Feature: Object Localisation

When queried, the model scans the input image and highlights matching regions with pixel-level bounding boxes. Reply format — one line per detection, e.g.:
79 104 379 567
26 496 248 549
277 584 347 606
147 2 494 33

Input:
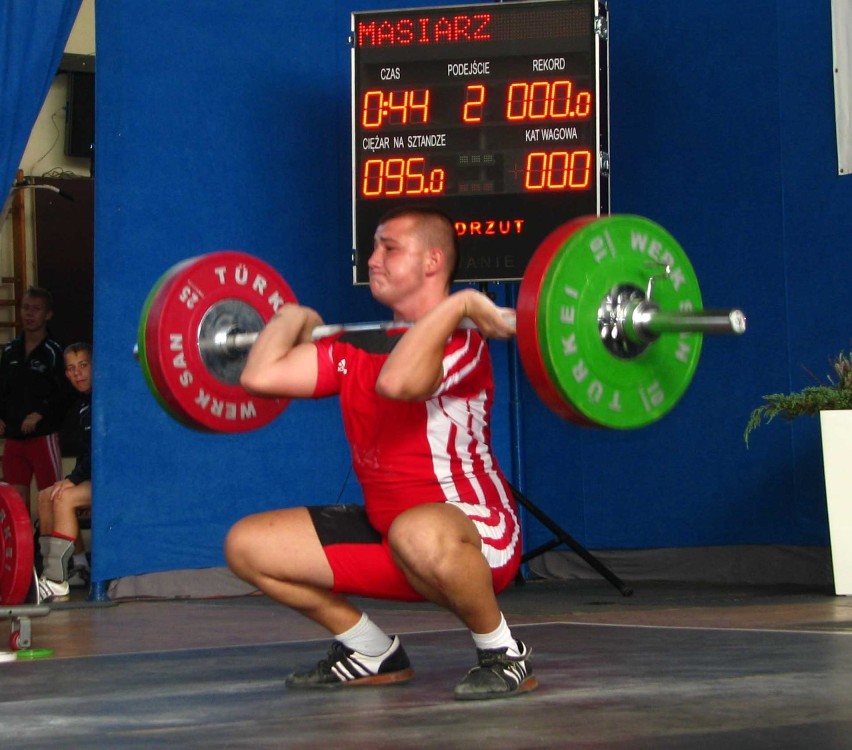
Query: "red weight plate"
138 259 200 427
517 216 600 426
140 257 233 428
139 251 298 432
0 483 34 605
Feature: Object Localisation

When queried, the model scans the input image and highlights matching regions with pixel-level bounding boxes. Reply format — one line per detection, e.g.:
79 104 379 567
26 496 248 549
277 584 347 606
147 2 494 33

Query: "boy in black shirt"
36 342 92 601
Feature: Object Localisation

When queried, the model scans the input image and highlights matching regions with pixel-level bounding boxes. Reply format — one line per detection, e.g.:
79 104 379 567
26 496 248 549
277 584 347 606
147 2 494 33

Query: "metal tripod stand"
509 482 633 596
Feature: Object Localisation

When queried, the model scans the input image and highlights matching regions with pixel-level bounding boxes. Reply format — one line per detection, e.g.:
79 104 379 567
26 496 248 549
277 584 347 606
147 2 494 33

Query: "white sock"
72 553 89 569
471 614 520 656
336 613 393 657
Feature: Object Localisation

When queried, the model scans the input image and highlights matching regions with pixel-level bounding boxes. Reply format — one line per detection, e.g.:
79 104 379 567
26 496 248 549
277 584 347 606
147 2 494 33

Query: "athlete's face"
20 295 52 334
368 216 432 311
65 351 92 393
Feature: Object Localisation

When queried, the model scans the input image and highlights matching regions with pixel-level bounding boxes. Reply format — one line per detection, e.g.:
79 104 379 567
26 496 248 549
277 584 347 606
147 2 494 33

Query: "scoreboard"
351 0 609 282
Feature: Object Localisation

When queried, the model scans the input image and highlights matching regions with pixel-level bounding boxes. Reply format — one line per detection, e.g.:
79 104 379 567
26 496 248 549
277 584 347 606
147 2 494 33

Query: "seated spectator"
36 342 92 601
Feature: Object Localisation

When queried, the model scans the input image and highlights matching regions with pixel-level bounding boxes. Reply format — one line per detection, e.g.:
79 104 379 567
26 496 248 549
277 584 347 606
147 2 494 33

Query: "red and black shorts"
308 502 521 602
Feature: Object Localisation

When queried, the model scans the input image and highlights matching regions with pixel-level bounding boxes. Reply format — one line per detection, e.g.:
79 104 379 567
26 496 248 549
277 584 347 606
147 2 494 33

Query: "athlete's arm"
240 304 323 398
376 289 514 401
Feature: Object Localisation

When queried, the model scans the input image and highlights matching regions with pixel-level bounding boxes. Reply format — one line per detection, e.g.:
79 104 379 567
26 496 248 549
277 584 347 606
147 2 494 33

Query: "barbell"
134 214 746 432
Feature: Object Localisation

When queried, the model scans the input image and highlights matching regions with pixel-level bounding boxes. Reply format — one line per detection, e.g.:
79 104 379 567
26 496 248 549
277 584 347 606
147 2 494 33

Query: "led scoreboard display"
351 0 609 282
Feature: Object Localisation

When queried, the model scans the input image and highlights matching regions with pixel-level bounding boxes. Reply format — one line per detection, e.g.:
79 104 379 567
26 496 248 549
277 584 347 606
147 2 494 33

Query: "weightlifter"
225 205 538 700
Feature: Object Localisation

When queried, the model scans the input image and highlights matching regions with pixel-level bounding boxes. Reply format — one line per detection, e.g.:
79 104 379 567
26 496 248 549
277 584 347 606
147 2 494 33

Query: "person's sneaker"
454 640 538 700
67 563 91 588
285 635 414 688
37 576 70 603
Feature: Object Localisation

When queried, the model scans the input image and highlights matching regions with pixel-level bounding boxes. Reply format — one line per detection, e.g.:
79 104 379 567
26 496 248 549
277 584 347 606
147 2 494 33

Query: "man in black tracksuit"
0 287 73 509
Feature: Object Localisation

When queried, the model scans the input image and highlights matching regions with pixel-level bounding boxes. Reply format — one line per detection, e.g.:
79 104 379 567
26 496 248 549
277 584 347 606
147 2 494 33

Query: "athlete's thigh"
227 506 334 587
308 504 424 602
447 500 521 592
390 501 521 594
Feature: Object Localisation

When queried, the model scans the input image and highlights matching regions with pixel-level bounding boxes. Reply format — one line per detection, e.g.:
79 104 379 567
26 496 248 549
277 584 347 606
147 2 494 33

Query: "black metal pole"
510 482 633 597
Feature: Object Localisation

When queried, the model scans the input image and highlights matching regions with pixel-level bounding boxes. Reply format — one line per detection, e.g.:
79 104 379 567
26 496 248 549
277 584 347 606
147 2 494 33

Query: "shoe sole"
38 587 70 603
286 667 415 689
454 674 539 701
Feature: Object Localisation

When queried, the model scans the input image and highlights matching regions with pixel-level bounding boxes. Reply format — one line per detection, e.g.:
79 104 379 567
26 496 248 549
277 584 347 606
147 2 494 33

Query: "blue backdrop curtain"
0 0 82 195
92 1 851 589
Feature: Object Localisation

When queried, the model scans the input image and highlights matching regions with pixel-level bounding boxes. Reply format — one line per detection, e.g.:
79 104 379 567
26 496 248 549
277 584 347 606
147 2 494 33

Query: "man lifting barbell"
131 209 745 698
224 205 538 700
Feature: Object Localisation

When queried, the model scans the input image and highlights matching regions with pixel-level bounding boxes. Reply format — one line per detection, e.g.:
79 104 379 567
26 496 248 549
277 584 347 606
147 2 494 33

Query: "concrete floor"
2 579 852 748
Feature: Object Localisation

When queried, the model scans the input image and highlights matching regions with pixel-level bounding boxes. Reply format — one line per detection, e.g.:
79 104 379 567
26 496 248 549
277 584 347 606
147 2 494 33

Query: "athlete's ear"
424 246 443 277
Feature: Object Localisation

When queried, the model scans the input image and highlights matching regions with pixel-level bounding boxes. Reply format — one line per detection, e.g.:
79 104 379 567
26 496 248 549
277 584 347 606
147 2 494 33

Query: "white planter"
820 409 852 595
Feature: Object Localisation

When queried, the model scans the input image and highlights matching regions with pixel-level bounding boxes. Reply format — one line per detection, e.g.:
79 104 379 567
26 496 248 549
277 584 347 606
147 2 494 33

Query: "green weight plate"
536 215 703 429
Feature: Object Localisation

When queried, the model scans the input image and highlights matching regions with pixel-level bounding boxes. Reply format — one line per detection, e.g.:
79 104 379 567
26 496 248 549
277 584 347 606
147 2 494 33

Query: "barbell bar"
134 300 744 358
207 316 500 357
198 304 744 361
134 215 747 432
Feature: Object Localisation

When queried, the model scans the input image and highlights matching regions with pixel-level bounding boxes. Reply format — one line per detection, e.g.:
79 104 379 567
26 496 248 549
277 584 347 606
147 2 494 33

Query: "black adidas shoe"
285 635 414 689
454 640 538 701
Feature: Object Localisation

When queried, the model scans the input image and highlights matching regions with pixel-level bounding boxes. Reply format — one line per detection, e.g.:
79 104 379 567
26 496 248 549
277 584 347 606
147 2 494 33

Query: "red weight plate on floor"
0 483 34 605
138 251 298 432
517 216 600 426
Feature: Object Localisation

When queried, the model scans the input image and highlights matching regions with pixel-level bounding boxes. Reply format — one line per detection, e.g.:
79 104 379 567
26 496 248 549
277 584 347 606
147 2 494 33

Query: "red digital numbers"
362 89 430 128
362 157 446 197
361 81 592 129
524 150 592 191
462 84 486 123
506 80 592 121
358 80 596 197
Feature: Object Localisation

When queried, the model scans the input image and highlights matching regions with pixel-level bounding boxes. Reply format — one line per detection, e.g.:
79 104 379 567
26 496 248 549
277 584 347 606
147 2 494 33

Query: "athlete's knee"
53 485 85 512
226 514 272 575
389 512 465 581
224 518 254 575
389 512 438 556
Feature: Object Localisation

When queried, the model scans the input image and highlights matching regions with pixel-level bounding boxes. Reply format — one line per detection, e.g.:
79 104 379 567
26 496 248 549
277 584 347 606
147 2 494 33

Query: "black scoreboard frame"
350 0 609 283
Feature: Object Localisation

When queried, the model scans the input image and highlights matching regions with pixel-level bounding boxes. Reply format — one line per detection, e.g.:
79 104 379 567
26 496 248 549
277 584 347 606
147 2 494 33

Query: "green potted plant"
743 349 852 446
744 349 852 596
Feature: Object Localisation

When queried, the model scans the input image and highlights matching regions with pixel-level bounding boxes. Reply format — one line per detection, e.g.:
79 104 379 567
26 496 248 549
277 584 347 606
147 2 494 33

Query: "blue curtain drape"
0 0 82 196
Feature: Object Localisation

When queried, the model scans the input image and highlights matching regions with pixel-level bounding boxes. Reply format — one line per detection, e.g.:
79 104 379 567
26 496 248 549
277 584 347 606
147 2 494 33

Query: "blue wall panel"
93 0 852 582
